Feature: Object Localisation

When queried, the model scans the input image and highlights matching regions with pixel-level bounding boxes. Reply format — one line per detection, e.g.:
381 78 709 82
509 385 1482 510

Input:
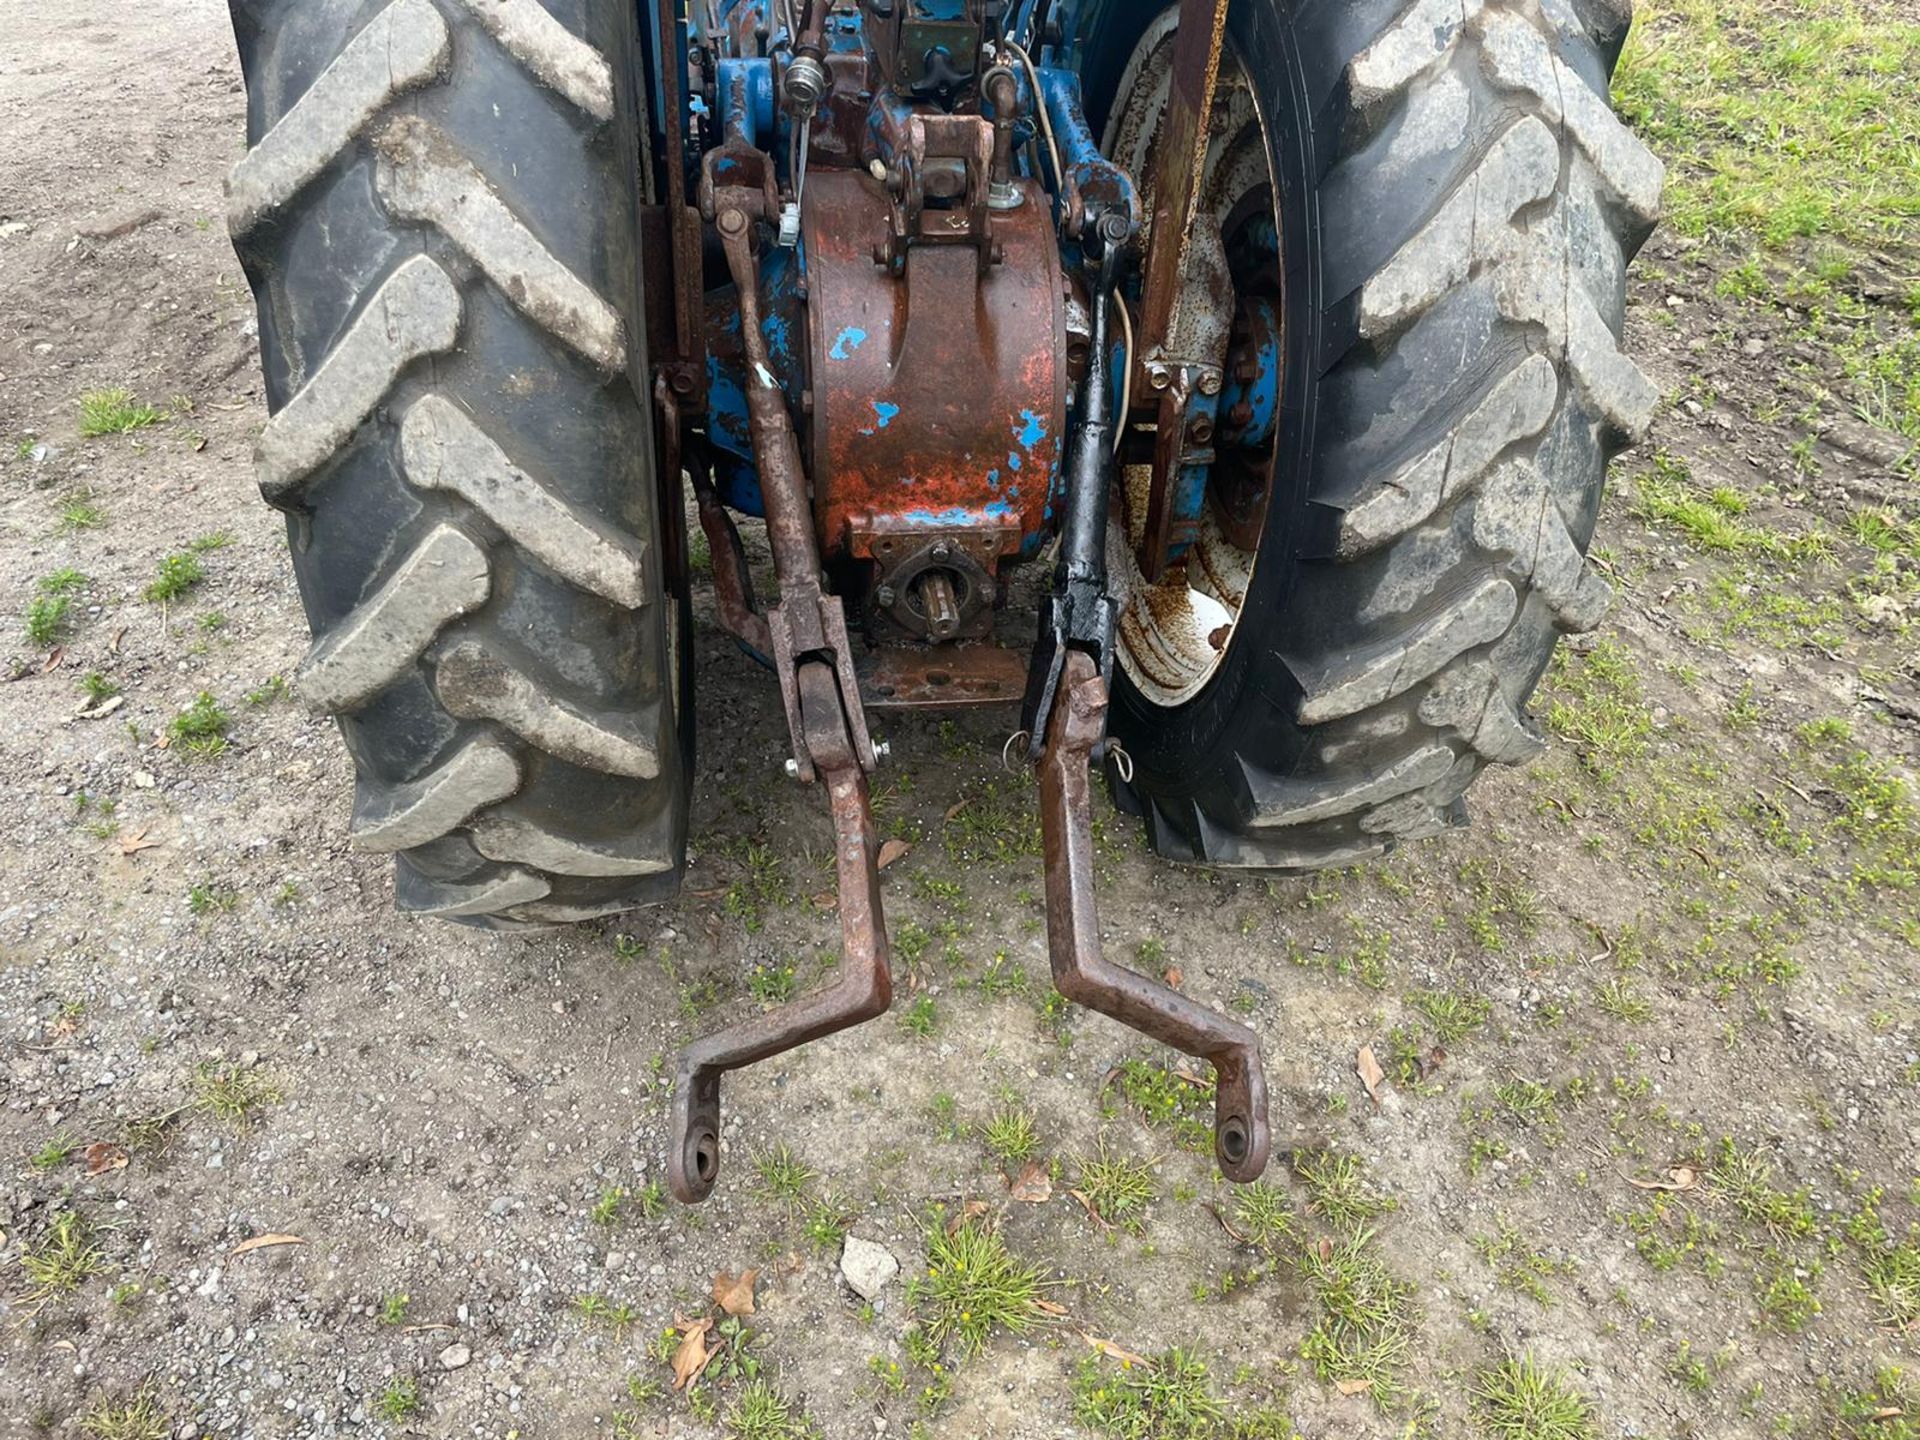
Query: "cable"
1113 295 1134 455
1001 39 1063 193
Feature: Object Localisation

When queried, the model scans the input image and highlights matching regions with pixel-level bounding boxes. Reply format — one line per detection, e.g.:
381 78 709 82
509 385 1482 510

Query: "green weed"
79 388 162 438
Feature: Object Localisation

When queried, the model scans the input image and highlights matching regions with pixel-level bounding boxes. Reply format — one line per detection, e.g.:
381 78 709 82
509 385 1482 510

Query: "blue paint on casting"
1015 409 1046 449
829 326 868 360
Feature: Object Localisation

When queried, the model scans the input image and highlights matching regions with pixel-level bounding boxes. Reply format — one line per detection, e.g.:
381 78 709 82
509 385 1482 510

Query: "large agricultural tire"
1081 0 1662 867
224 0 691 927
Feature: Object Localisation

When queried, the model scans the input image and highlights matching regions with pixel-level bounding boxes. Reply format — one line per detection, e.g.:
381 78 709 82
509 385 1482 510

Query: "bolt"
874 741 891 761
875 584 897 608
784 757 802 779
1187 414 1215 445
930 542 952 562
1198 369 1223 396
717 208 748 237
1148 365 1171 391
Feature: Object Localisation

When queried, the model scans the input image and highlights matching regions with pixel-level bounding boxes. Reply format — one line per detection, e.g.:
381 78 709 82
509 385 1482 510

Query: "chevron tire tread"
225 0 688 926
1100 0 1660 870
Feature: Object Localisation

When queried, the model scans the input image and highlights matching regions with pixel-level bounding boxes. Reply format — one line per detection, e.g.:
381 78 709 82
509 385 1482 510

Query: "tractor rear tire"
1084 0 1661 868
224 0 690 927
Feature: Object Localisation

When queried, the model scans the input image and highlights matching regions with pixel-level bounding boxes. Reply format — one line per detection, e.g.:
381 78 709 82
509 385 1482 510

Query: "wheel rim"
1102 8 1282 710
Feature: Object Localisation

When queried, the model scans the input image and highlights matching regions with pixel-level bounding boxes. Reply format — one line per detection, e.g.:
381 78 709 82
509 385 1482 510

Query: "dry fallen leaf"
84 1142 128 1175
877 837 913 871
117 829 161 857
230 1233 306 1257
1356 1044 1386 1104
944 799 970 822
1008 1160 1053 1204
1626 1165 1699 1193
1033 1297 1069 1317
1335 1376 1373 1397
109 625 127 654
712 1267 759 1318
1163 965 1184 988
1202 1202 1249 1244
1084 1334 1151 1368
945 1199 990 1236
77 695 126 721
670 1314 713 1390
41 647 65 673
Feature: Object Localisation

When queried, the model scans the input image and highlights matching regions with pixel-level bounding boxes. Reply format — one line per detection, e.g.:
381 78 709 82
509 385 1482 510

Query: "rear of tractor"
223 0 1660 1200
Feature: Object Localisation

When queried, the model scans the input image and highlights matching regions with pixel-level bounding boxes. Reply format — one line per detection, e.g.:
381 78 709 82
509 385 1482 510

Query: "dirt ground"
3 2 1918 1438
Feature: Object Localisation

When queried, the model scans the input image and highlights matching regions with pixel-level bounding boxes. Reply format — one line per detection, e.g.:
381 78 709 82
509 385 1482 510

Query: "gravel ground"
2 3 1918 1439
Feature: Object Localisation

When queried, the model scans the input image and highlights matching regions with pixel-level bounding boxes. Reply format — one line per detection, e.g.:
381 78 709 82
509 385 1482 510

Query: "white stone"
839 1235 899 1301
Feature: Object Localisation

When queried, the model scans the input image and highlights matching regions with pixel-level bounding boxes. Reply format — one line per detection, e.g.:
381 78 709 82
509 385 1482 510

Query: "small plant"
1076 1145 1157 1232
910 1211 1045 1355
1470 1355 1598 1440
1295 1150 1396 1228
59 494 106 531
375 1377 421 1421
187 881 240 916
574 1292 640 1337
79 671 120 705
635 1179 668 1219
31 1131 77 1170
168 691 231 758
756 1144 816 1207
900 993 938 1036
1230 1178 1295 1253
192 1060 282 1125
1298 1228 1415 1407
80 1384 169 1440
380 1293 411 1326
724 1380 818 1440
144 551 205 604
23 1211 105 1296
748 962 798 1004
79 388 162 438
26 594 70 646
245 675 290 707
982 1104 1040 1164
198 610 228 633
591 1185 628 1226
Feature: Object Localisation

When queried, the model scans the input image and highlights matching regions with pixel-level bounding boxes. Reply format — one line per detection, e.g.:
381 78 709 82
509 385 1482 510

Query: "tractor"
222 0 1660 1200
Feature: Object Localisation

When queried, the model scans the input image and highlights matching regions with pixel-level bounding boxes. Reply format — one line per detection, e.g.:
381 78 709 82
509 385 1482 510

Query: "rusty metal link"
1037 650 1271 1182
668 662 893 1202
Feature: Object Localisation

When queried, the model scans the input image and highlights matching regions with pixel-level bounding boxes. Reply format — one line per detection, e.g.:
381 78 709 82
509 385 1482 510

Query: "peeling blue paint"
1015 408 1046 449
873 400 899 428
829 326 868 360
1007 451 1022 473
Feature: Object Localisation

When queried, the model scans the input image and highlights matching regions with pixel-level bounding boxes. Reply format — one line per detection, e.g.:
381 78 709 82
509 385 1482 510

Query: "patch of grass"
1073 1348 1289 1440
80 1385 169 1440
1544 637 1654 781
982 1104 1040 1164
187 881 239 916
168 691 231 759
1294 1151 1396 1229
1229 1179 1295 1255
1708 1139 1817 1240
79 671 120 705
1297 1228 1415 1408
1113 1058 1215 1153
59 493 106 532
574 1293 639 1336
1470 1355 1598 1440
380 1292 410 1325
1596 977 1652 1023
22 1211 106 1296
899 993 938 1036
1863 1241 1920 1330
724 1380 818 1440
910 1211 1046 1355
79 388 163 438
245 675 290 707
1473 1219 1572 1305
1076 1145 1157 1232
591 1185 627 1226
747 962 797 1004
143 551 205 604
192 1061 282 1125
26 594 71 646
755 1144 815 1207
1631 453 1824 560
1615 0 1920 249
375 1378 421 1421
31 1130 77 1170
1406 989 1490 1045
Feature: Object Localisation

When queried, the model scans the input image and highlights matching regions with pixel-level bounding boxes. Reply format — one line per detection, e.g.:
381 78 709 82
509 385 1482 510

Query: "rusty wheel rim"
1103 7 1281 710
